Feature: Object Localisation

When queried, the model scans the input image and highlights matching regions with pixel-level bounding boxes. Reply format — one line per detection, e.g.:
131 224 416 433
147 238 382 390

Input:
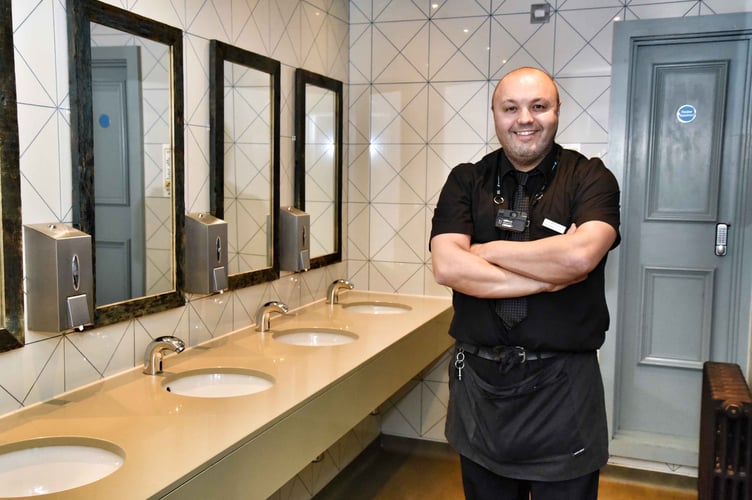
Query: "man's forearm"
470 221 616 283
431 234 560 299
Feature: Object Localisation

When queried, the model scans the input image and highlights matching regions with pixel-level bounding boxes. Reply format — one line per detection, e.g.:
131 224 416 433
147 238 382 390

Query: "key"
454 350 465 381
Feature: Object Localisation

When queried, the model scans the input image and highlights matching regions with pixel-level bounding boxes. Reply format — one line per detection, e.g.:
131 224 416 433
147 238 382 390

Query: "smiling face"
492 67 560 171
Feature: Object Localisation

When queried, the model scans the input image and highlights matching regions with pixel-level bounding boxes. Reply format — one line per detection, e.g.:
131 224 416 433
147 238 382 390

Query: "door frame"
603 12 752 468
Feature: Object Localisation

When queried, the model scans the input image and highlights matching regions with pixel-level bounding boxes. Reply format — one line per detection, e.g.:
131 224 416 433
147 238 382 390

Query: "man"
430 67 620 499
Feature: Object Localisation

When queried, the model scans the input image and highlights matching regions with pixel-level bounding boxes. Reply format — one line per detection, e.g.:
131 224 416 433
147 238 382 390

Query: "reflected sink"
0 437 124 497
341 301 412 315
163 368 274 398
272 328 358 346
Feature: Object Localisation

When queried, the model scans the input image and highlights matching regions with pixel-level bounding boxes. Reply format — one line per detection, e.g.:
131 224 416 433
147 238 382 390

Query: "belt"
456 341 558 364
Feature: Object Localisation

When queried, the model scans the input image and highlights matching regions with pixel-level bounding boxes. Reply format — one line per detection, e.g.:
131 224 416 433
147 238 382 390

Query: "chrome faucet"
143 336 185 375
255 301 289 333
327 279 354 304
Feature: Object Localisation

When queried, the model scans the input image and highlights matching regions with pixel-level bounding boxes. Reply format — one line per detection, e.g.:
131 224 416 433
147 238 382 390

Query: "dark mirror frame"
67 0 185 326
0 0 24 351
294 68 343 269
209 40 280 289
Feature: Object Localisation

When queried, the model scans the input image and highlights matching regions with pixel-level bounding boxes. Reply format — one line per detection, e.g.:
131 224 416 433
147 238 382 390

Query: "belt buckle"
515 346 526 363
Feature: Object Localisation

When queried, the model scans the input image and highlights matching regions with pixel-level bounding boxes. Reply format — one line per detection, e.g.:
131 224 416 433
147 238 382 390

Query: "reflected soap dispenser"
280 206 310 272
24 223 94 332
185 212 229 294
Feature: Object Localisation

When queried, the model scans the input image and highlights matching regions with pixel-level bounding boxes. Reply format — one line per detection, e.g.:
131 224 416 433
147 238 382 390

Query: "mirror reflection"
210 40 280 289
90 23 173 304
68 0 185 325
294 69 343 268
0 0 24 351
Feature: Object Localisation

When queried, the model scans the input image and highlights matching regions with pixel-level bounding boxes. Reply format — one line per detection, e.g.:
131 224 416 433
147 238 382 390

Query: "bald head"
493 67 560 111
491 67 561 171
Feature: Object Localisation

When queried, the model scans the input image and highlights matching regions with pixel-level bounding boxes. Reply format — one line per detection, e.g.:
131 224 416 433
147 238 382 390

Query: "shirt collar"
499 143 561 184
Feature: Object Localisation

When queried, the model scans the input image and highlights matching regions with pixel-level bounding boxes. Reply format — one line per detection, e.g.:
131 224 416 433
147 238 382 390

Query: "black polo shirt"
430 144 621 351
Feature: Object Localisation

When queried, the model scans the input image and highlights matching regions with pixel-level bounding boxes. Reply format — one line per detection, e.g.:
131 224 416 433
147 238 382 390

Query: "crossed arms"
430 220 617 299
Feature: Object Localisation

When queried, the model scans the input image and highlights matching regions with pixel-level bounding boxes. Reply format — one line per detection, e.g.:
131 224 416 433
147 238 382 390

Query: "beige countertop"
0 291 453 499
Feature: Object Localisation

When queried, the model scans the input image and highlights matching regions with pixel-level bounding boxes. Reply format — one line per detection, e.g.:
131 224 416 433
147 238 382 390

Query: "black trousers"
460 455 600 500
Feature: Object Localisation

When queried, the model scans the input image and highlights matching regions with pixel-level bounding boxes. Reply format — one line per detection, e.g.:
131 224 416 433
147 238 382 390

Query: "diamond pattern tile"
370 83 428 143
373 0 429 22
432 0 490 18
703 0 752 14
429 17 490 81
491 13 555 79
557 76 611 143
428 82 488 143
627 1 701 20
18 106 70 223
372 21 429 82
370 144 426 203
349 23 371 83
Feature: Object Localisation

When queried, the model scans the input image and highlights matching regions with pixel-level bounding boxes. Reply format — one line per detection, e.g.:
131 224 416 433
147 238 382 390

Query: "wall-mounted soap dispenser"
185 212 228 294
280 207 310 272
24 223 94 332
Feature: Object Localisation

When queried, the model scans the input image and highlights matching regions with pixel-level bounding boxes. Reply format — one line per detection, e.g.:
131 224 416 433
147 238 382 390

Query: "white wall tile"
373 0 429 22
703 0 752 14
428 82 488 143
429 17 490 81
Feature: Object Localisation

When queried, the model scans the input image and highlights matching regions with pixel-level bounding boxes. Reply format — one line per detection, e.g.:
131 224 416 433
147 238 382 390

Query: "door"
610 17 752 467
91 46 145 305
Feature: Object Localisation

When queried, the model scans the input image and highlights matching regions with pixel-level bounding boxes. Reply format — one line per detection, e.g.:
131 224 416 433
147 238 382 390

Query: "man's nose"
517 108 533 123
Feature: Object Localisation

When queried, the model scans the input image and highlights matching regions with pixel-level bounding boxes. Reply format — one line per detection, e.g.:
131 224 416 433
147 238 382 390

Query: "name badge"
542 218 566 234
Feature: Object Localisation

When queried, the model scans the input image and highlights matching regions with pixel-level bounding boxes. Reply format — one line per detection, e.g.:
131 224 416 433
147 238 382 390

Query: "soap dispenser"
279 206 310 272
24 223 94 332
185 212 229 294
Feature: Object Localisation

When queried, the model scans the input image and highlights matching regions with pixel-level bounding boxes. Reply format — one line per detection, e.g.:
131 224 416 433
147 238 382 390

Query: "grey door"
610 18 752 467
92 46 145 305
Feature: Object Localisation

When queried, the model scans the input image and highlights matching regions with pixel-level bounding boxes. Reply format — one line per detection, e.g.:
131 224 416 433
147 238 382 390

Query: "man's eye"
504 107 517 113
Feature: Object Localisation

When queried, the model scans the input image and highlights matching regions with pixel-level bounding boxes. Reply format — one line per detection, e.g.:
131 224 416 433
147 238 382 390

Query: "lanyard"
493 160 558 206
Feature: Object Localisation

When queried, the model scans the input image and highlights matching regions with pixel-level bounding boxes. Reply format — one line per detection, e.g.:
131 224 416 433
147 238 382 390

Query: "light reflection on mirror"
210 40 280 289
294 69 342 269
68 0 185 326
0 0 24 351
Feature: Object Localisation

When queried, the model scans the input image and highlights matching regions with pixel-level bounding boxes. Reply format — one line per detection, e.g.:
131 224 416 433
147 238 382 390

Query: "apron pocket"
447 357 585 463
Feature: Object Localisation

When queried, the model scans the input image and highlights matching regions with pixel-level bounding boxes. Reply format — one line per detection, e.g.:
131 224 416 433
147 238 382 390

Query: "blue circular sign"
676 104 696 124
98 114 110 128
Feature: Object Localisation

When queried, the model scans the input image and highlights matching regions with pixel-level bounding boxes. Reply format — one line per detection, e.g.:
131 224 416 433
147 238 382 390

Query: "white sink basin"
272 328 358 346
0 437 124 497
341 301 412 314
163 368 274 398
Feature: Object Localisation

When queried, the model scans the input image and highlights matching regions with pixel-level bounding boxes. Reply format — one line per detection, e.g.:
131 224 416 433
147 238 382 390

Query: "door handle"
715 223 730 256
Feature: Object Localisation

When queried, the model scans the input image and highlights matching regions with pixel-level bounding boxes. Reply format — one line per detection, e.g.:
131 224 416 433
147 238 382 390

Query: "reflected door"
92 46 145 304
614 35 751 466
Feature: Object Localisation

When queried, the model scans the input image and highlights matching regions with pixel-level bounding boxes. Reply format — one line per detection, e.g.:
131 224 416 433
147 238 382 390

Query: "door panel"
92 46 145 305
613 35 751 466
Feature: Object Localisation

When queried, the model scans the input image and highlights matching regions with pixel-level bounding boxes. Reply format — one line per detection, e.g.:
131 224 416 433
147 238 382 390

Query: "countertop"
0 291 453 499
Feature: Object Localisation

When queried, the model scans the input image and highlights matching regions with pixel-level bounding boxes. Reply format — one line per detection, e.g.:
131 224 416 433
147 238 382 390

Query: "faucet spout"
143 336 185 375
255 301 289 333
327 279 354 304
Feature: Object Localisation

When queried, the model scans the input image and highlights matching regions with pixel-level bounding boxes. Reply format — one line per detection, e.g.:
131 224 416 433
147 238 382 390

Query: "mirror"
0 0 24 351
209 40 280 289
68 0 184 326
294 69 343 268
